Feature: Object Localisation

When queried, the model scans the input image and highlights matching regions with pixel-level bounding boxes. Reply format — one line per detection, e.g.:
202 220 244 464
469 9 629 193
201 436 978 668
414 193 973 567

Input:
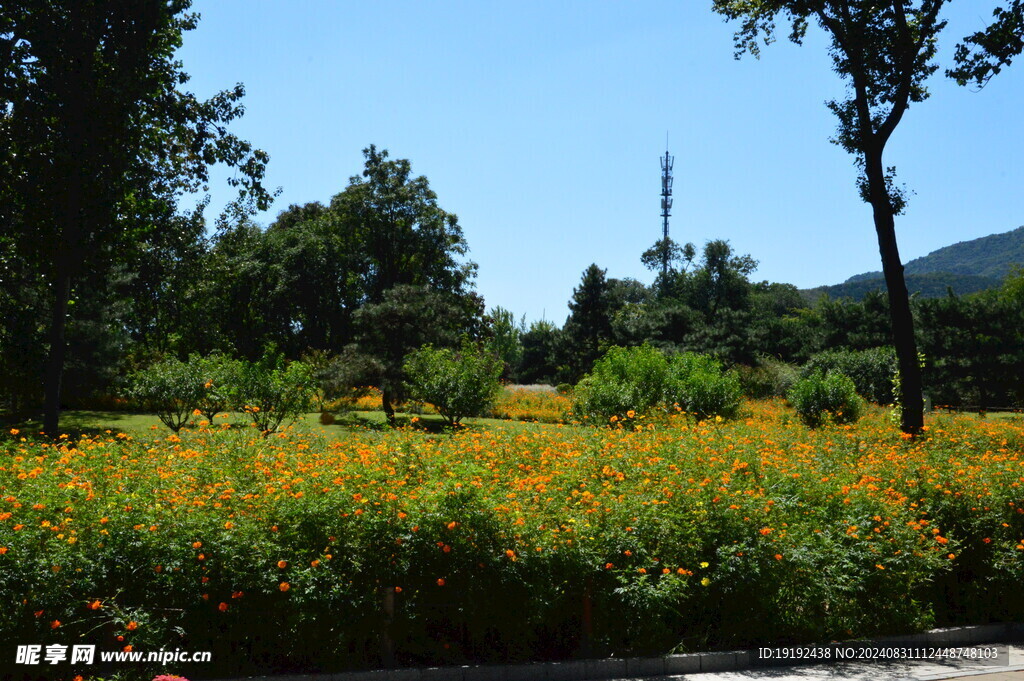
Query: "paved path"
670 643 1023 681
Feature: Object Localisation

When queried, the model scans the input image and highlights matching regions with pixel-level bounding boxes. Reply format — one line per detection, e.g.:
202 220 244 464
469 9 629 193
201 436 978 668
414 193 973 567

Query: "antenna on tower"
660 138 674 276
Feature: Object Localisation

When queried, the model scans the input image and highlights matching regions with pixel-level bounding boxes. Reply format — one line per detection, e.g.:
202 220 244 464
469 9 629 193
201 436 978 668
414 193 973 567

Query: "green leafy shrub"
571 345 669 424
404 341 504 426
803 347 896 404
665 352 743 421
737 357 800 398
788 370 865 427
127 357 205 432
192 353 244 422
233 355 315 434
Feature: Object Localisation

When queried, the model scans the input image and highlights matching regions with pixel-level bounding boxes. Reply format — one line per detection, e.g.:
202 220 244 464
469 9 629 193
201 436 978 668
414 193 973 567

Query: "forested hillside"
807 226 1024 301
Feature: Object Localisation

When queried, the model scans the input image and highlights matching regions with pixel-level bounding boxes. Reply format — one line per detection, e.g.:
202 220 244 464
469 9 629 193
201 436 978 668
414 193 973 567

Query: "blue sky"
178 1 1023 325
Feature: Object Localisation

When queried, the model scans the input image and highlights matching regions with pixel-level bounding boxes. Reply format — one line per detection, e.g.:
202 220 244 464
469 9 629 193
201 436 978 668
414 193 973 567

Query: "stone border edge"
208 622 1024 681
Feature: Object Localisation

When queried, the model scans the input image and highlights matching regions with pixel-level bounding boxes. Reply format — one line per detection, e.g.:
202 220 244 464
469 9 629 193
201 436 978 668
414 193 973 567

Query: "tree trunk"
43 270 72 435
382 387 396 426
864 151 924 435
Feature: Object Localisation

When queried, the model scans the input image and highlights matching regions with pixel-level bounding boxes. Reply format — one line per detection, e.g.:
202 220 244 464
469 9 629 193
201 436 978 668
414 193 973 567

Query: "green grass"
1 408 575 443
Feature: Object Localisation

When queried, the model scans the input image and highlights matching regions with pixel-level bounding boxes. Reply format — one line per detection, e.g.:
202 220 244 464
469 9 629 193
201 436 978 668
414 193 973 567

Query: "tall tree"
331 146 480 421
560 264 613 382
712 1 1021 434
1 1 271 433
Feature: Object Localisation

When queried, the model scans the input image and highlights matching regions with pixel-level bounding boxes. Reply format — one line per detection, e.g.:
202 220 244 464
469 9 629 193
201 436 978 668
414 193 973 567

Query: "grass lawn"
0 408 574 441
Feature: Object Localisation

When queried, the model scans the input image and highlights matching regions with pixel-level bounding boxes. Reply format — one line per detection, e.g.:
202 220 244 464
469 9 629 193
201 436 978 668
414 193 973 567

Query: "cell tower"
659 142 674 275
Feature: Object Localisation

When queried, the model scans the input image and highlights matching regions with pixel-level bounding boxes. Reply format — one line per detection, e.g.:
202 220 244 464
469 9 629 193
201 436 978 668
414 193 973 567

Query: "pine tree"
560 264 613 382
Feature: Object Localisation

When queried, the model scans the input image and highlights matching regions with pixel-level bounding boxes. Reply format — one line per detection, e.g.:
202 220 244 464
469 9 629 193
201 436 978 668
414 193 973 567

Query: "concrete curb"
208 622 1024 681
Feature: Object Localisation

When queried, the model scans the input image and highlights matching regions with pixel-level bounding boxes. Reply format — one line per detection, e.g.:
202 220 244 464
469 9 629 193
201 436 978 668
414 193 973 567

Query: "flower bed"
1 402 1022 678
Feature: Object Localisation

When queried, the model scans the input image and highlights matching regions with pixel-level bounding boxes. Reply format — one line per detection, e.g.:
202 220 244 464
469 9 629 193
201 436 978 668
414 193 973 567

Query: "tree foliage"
404 341 503 426
0 0 271 433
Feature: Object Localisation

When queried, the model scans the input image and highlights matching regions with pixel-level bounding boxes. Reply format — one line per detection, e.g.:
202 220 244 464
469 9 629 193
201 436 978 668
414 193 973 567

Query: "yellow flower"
699 561 709 569
701 577 711 587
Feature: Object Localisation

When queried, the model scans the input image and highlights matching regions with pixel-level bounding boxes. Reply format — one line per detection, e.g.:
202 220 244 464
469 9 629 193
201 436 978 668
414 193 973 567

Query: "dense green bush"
736 358 799 399
788 370 865 428
233 355 315 434
571 345 669 424
127 357 205 432
665 352 743 421
404 341 504 426
803 347 896 404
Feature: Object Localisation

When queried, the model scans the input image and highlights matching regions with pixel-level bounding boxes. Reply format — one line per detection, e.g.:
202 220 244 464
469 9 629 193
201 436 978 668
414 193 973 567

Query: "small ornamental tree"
404 341 503 426
233 355 314 435
192 353 243 422
128 357 204 432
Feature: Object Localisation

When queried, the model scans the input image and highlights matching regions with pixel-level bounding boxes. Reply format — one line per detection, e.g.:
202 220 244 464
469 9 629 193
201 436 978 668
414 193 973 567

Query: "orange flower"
759 527 772 536
605 563 614 569
88 600 102 610
123 645 133 652
436 578 446 586
224 521 234 530
447 521 457 530
394 586 403 593
310 559 320 568
218 602 229 612
277 560 288 569
192 541 202 549
126 621 138 631
279 582 290 592
51 620 61 629
774 554 783 561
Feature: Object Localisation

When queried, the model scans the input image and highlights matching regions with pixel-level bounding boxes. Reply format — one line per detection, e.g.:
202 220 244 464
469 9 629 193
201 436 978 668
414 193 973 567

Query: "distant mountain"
805 226 1024 302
